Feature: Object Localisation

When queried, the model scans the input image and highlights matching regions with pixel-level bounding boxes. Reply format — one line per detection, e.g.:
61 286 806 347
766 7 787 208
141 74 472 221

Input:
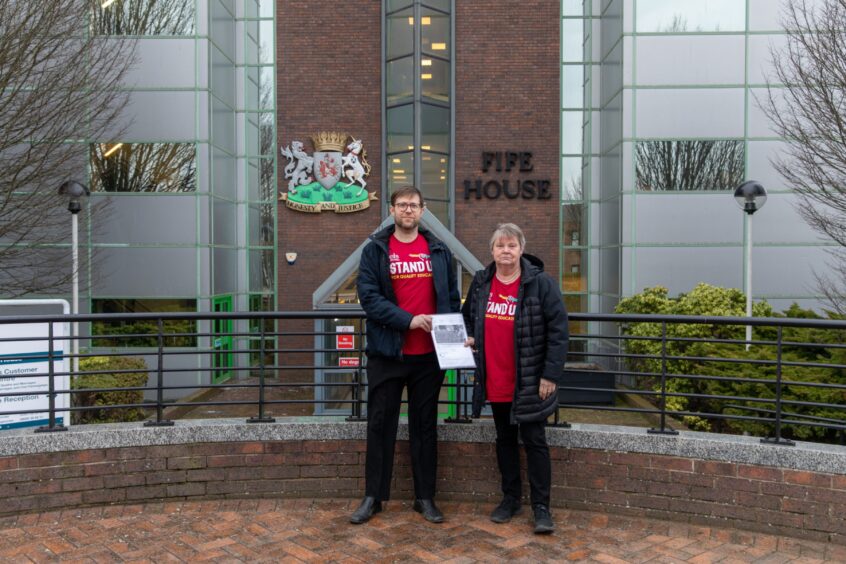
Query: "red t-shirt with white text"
484 275 520 402
389 234 437 355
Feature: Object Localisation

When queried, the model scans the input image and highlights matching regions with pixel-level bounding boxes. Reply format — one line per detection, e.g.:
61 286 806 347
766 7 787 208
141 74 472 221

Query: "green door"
212 295 233 384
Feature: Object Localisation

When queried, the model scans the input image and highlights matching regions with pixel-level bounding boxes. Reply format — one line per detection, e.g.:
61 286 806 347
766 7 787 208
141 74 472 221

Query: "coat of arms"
279 132 376 213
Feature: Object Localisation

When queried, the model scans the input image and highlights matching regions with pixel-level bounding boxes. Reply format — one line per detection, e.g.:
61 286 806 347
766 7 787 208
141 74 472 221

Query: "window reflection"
635 140 744 191
92 0 195 36
636 0 745 33
387 105 414 153
92 299 197 347
387 57 414 104
421 9 450 57
421 104 449 153
387 152 414 193
387 8 414 59
421 58 450 102
91 143 197 192
421 152 448 200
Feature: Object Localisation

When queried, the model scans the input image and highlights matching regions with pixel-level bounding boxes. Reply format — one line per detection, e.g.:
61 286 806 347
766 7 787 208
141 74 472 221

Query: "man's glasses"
394 202 422 211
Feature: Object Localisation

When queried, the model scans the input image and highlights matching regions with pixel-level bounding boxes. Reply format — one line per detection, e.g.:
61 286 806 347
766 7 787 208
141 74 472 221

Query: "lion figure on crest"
280 141 313 194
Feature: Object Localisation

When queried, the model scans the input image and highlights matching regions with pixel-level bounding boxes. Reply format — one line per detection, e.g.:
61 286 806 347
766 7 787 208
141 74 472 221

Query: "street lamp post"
58 181 90 373
734 181 767 351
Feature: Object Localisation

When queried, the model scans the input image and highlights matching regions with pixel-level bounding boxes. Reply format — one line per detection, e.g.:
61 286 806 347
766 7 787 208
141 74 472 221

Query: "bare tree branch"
0 1 138 297
761 0 846 312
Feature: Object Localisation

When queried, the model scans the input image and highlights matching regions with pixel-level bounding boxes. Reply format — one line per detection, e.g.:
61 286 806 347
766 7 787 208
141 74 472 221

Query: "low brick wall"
1 420 845 543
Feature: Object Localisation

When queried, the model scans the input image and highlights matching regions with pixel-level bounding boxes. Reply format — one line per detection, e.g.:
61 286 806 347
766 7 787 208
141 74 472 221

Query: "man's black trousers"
490 401 551 506
364 354 444 501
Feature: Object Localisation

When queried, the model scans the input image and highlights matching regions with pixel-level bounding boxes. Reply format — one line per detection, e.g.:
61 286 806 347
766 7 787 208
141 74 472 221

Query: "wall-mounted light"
285 252 297 265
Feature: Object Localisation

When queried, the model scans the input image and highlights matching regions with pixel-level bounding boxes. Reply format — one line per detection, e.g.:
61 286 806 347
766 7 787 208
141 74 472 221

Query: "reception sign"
0 322 68 430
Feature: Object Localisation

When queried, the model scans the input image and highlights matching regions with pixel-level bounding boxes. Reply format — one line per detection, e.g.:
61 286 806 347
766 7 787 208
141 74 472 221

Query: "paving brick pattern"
0 499 843 563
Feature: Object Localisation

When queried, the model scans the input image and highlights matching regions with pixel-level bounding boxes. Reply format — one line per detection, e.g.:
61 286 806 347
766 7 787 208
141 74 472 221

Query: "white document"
430 313 476 370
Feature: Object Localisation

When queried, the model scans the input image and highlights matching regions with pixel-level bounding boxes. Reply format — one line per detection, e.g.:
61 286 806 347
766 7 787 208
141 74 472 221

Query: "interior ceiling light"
432 43 446 50
103 143 123 158
421 17 431 25
421 73 432 80
421 59 432 67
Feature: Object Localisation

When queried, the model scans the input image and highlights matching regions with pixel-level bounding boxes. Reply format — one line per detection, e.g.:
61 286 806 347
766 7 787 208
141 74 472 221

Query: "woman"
462 223 568 534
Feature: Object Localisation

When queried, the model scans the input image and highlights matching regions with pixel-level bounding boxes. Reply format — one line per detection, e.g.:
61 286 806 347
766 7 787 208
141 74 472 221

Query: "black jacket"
357 224 460 362
461 254 569 423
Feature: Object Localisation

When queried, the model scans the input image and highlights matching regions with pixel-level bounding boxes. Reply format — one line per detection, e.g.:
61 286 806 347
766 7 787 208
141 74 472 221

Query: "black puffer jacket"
461 254 569 423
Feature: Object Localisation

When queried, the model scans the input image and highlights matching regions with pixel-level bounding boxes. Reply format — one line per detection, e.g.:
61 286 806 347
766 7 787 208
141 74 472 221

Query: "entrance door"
212 295 233 384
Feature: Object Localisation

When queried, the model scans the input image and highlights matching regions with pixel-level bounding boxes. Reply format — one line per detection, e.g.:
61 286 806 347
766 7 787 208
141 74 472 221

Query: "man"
351 186 460 524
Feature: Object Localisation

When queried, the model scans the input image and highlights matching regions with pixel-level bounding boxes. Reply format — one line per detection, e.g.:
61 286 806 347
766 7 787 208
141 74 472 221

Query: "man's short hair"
390 185 425 207
489 223 526 251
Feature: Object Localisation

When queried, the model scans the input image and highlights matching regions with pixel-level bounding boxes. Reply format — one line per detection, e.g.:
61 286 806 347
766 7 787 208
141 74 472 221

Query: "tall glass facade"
384 1 453 227
569 0 834 313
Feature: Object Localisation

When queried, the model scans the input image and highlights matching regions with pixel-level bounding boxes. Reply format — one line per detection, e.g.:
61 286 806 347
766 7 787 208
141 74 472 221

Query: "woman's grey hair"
489 223 526 251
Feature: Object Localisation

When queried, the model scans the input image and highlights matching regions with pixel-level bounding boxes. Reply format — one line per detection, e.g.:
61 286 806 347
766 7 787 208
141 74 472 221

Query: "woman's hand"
539 378 557 400
463 337 475 351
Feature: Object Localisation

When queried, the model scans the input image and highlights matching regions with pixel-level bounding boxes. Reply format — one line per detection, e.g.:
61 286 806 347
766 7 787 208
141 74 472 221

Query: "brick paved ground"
0 499 843 563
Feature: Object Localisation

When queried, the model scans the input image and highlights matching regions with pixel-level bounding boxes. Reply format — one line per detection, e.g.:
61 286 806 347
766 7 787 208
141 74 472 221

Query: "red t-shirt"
484 275 520 402
389 234 437 355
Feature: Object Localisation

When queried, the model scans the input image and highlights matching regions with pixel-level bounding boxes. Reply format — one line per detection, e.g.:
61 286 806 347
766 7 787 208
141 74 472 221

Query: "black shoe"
532 504 554 534
490 496 523 523
412 498 444 523
350 496 382 524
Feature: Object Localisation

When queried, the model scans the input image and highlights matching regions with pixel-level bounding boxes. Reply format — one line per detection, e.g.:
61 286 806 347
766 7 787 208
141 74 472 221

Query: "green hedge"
616 284 846 442
72 356 150 424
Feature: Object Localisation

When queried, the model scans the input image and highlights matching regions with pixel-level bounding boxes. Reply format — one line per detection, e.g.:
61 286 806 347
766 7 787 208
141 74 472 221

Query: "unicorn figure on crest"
342 138 372 196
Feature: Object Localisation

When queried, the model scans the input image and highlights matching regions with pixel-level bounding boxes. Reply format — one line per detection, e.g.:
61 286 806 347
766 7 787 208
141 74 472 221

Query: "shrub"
72 356 149 424
616 284 846 441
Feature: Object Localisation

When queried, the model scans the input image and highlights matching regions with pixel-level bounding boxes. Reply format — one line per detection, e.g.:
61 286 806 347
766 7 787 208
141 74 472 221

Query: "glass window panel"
387 104 414 153
246 112 259 156
259 20 274 64
563 295 588 340
259 67 274 110
421 152 448 199
635 140 744 191
249 203 274 246
421 104 449 153
636 0 746 33
635 88 745 138
563 204 585 247
562 249 586 292
245 65 260 110
561 111 583 154
387 56 414 105
90 143 197 192
635 36 745 86
259 112 274 155
387 152 414 187
387 8 414 60
562 0 583 16
92 0 196 35
421 9 450 58
259 0 274 18
562 64 584 108
421 57 449 102
247 157 275 201
423 199 449 226
387 0 413 12
423 0 450 12
562 18 583 62
245 19 259 65
322 272 360 305
91 299 197 347
250 249 274 292
561 157 583 200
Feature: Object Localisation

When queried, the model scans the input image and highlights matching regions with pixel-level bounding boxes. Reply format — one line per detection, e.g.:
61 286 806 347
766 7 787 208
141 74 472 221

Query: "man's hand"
409 314 433 332
539 378 557 400
464 337 475 351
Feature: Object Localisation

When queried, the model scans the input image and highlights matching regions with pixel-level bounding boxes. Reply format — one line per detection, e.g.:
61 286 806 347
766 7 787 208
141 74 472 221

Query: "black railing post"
145 318 173 427
762 325 794 446
346 322 366 422
248 320 275 423
445 369 472 424
648 321 678 435
36 322 67 433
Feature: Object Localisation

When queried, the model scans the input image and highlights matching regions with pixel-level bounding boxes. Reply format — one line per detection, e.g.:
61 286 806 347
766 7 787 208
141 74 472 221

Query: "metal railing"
0 311 844 446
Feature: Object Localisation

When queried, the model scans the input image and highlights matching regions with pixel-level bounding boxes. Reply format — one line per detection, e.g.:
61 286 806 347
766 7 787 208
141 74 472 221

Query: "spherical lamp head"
734 180 767 215
58 180 90 214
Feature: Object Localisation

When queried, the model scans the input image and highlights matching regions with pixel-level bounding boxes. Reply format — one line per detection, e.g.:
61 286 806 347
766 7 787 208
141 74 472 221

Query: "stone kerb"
2 420 846 543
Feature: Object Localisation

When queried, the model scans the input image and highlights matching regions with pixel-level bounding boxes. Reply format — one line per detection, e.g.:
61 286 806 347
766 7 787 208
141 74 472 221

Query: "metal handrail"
0 311 842 446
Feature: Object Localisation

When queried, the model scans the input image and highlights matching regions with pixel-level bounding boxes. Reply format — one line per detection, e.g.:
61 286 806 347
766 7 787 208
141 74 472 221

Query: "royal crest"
279 132 376 213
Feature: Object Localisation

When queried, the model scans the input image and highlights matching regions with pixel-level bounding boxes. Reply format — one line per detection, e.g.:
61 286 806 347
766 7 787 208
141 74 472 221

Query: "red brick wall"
454 1 561 278
2 442 845 543
277 1 383 312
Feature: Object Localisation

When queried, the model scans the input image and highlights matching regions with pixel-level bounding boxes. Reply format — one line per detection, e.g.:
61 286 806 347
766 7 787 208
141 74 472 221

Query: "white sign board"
0 322 69 430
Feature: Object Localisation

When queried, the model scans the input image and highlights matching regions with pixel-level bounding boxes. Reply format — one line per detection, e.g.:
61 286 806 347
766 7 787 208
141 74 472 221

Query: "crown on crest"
311 131 348 152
